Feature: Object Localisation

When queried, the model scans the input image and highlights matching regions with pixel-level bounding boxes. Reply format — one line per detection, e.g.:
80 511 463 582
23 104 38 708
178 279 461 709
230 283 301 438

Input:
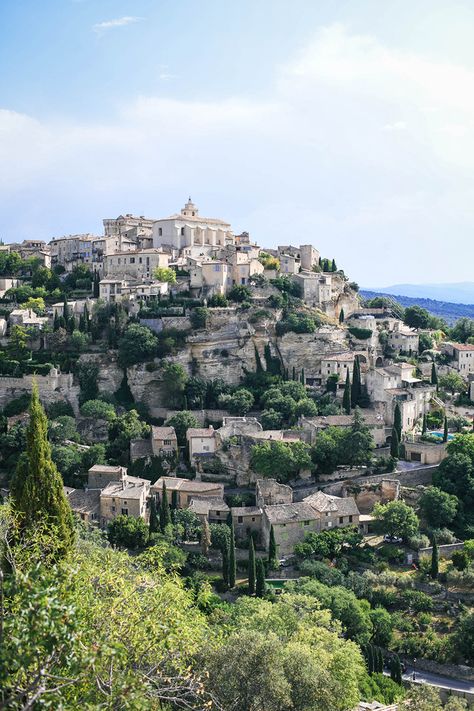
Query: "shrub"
452 550 470 571
348 326 373 340
80 399 116 422
3 393 30 417
107 515 149 549
190 307 209 329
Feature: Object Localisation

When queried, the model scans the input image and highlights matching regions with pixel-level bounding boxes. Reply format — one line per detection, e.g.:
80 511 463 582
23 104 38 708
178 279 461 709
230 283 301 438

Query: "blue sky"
1 0 474 286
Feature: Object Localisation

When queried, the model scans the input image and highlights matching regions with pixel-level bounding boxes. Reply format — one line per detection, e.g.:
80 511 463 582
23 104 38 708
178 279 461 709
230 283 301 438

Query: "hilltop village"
2 199 474 709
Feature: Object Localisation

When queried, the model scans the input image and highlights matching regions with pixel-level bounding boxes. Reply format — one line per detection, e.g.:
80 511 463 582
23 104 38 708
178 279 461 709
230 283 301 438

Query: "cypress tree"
390 427 400 459
93 271 100 298
331 258 337 272
254 345 264 373
339 308 345 323
343 369 351 415
79 314 86 333
222 540 230 589
443 415 449 443
367 644 374 674
68 315 76 334
376 647 384 673
228 519 236 588
201 518 211 557
300 368 305 385
390 654 402 685
53 312 60 331
394 402 402 442
83 304 90 332
431 362 438 388
10 384 75 559
422 413 427 435
159 482 171 533
351 356 361 407
171 489 178 510
149 497 159 534
268 525 278 569
292 366 296 381
248 537 256 595
256 558 266 598
431 536 439 580
62 294 70 322
318 256 322 267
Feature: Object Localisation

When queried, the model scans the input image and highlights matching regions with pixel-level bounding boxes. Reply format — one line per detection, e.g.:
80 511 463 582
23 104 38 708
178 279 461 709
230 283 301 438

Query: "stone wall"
0 371 80 412
418 542 465 560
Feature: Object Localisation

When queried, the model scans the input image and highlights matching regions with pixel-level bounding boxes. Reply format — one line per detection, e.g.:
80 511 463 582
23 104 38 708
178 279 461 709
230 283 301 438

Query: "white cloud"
2 24 474 283
92 16 142 36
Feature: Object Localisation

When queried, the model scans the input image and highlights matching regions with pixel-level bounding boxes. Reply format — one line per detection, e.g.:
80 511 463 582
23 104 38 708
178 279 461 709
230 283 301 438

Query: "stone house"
151 425 178 456
9 309 48 331
318 351 355 389
365 362 435 432
403 437 448 465
99 277 169 303
231 505 263 541
0 277 19 297
387 323 419 355
442 342 474 375
88 464 128 489
293 271 332 308
262 490 360 556
189 259 232 296
276 244 320 271
256 478 293 507
151 477 224 509
188 496 230 524
103 249 169 280
52 298 95 319
65 488 100 524
187 427 217 463
50 234 96 270
279 253 301 275
300 411 386 447
99 475 150 526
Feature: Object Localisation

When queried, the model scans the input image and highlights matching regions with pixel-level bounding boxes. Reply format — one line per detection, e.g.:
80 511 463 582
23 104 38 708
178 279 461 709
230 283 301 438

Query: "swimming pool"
429 431 454 441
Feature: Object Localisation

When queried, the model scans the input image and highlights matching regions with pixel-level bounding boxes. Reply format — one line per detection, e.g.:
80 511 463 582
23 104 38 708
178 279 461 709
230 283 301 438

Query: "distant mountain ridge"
366 282 474 304
360 289 474 324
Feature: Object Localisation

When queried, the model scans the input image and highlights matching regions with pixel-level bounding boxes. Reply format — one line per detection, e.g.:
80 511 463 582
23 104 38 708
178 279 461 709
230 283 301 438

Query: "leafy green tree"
165 410 199 446
346 409 374 465
162 362 188 408
373 500 419 541
450 317 474 344
10 385 75 559
369 607 393 647
228 284 252 302
455 610 474 664
173 508 201 541
149 497 159 534
76 361 99 403
439 371 467 395
107 410 150 464
190 306 209 329
8 324 30 359
294 527 362 560
80 399 116 422
390 427 399 458
248 537 256 595
159 482 172 533
251 440 311 483
418 486 458 528
153 266 177 283
430 536 439 580
343 369 351 415
390 654 402 685
256 558 266 597
260 408 284 429
107 514 149 549
218 388 255 415
403 305 432 329
118 323 158 367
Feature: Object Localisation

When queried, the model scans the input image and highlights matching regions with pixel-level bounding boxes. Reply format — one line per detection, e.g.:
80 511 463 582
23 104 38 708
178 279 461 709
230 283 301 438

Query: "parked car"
384 534 403 544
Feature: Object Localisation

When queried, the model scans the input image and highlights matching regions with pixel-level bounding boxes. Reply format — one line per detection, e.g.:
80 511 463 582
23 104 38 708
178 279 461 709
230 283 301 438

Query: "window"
163 439 172 446
112 506 116 512
325 511 330 517
348 515 353 523
158 228 162 236
251 517 255 522
130 257 135 264
203 445 209 451
181 227 185 235
303 520 310 526
339 516 344 524
124 501 127 505
238 516 243 524
121 508 128 516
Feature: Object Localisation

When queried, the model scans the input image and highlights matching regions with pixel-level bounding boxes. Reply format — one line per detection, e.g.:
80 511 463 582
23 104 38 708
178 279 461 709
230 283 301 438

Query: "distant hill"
360 290 474 324
366 282 474 304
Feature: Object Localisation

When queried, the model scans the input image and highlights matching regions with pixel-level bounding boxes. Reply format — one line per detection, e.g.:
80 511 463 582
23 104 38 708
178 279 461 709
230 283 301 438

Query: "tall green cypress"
254 345 264 373
268 525 278 569
390 654 402 685
351 356 361 407
300 368 305 385
431 362 438 388
62 294 70 322
93 271 100 298
248 538 256 595
422 413 427 435
83 304 90 332
222 540 230 589
367 644 374 674
331 259 337 272
149 497 159 534
53 312 60 331
292 366 296 381
443 415 449 443
228 519 236 588
159 482 171 533
394 402 402 442
10 384 75 559
256 558 266 598
431 536 439 580
390 428 400 459
339 308 345 324
68 316 76 334
343 369 351 415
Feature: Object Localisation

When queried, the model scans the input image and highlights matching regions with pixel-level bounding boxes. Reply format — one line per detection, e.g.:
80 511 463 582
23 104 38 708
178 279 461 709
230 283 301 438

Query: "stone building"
99 278 169 303
300 411 386 448
103 249 169 280
442 342 474 375
87 464 128 489
103 214 155 244
50 234 96 270
151 426 178 456
231 506 263 541
153 198 235 254
99 476 150 526
187 427 217 463
152 477 224 509
387 323 420 355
